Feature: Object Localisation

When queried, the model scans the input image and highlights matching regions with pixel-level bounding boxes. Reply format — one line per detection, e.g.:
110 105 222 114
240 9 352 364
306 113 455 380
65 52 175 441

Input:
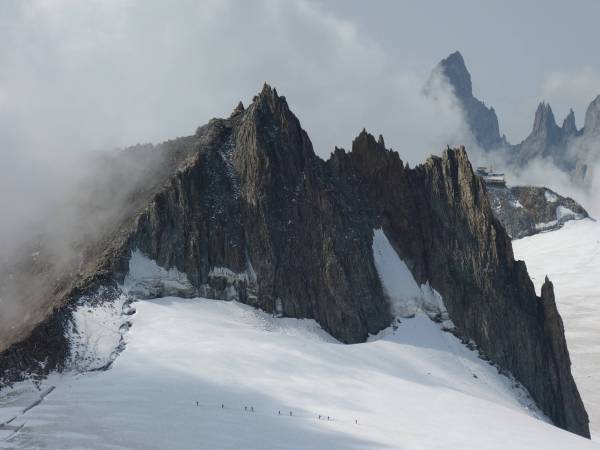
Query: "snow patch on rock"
372 228 453 329
556 205 583 221
123 250 195 298
209 265 256 285
544 190 558 203
535 220 559 231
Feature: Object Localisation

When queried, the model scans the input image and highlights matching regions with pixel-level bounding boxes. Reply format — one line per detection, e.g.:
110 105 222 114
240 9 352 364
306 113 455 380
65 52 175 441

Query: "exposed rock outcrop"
0 84 590 437
486 185 589 239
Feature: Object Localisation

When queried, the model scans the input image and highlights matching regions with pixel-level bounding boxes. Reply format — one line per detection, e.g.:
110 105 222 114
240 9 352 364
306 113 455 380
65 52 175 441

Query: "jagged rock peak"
428 145 472 176
562 108 578 136
434 51 503 150
350 129 403 175
254 82 283 103
438 51 472 98
247 82 294 123
532 102 558 133
233 84 317 200
230 101 245 117
352 129 388 155
583 94 600 136
443 144 467 159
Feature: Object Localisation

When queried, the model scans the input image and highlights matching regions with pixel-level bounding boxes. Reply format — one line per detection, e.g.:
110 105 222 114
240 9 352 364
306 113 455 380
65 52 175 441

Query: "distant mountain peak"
433 51 503 150
514 101 570 169
438 51 472 99
532 102 559 135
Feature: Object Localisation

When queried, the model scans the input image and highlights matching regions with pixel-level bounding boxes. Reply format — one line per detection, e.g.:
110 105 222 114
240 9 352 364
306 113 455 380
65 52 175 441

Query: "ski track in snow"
514 218 600 439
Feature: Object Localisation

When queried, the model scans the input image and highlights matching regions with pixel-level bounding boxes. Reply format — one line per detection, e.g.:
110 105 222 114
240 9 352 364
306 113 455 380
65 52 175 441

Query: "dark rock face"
486 184 588 239
0 84 590 437
434 51 505 150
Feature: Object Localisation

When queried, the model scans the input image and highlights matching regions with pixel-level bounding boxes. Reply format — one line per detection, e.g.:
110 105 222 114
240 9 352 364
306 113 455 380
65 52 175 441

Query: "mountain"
433 51 505 150
0 84 590 437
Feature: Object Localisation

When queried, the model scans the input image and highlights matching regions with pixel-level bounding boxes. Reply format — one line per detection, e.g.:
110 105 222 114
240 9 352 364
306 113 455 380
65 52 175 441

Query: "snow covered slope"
0 298 596 450
514 218 600 439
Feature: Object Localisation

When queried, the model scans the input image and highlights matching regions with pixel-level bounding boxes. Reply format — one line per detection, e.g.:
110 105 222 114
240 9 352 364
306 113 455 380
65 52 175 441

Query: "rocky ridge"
0 84 590 437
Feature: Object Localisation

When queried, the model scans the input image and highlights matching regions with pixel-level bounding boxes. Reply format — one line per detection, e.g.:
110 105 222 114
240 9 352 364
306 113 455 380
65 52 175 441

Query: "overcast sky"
1 0 599 163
